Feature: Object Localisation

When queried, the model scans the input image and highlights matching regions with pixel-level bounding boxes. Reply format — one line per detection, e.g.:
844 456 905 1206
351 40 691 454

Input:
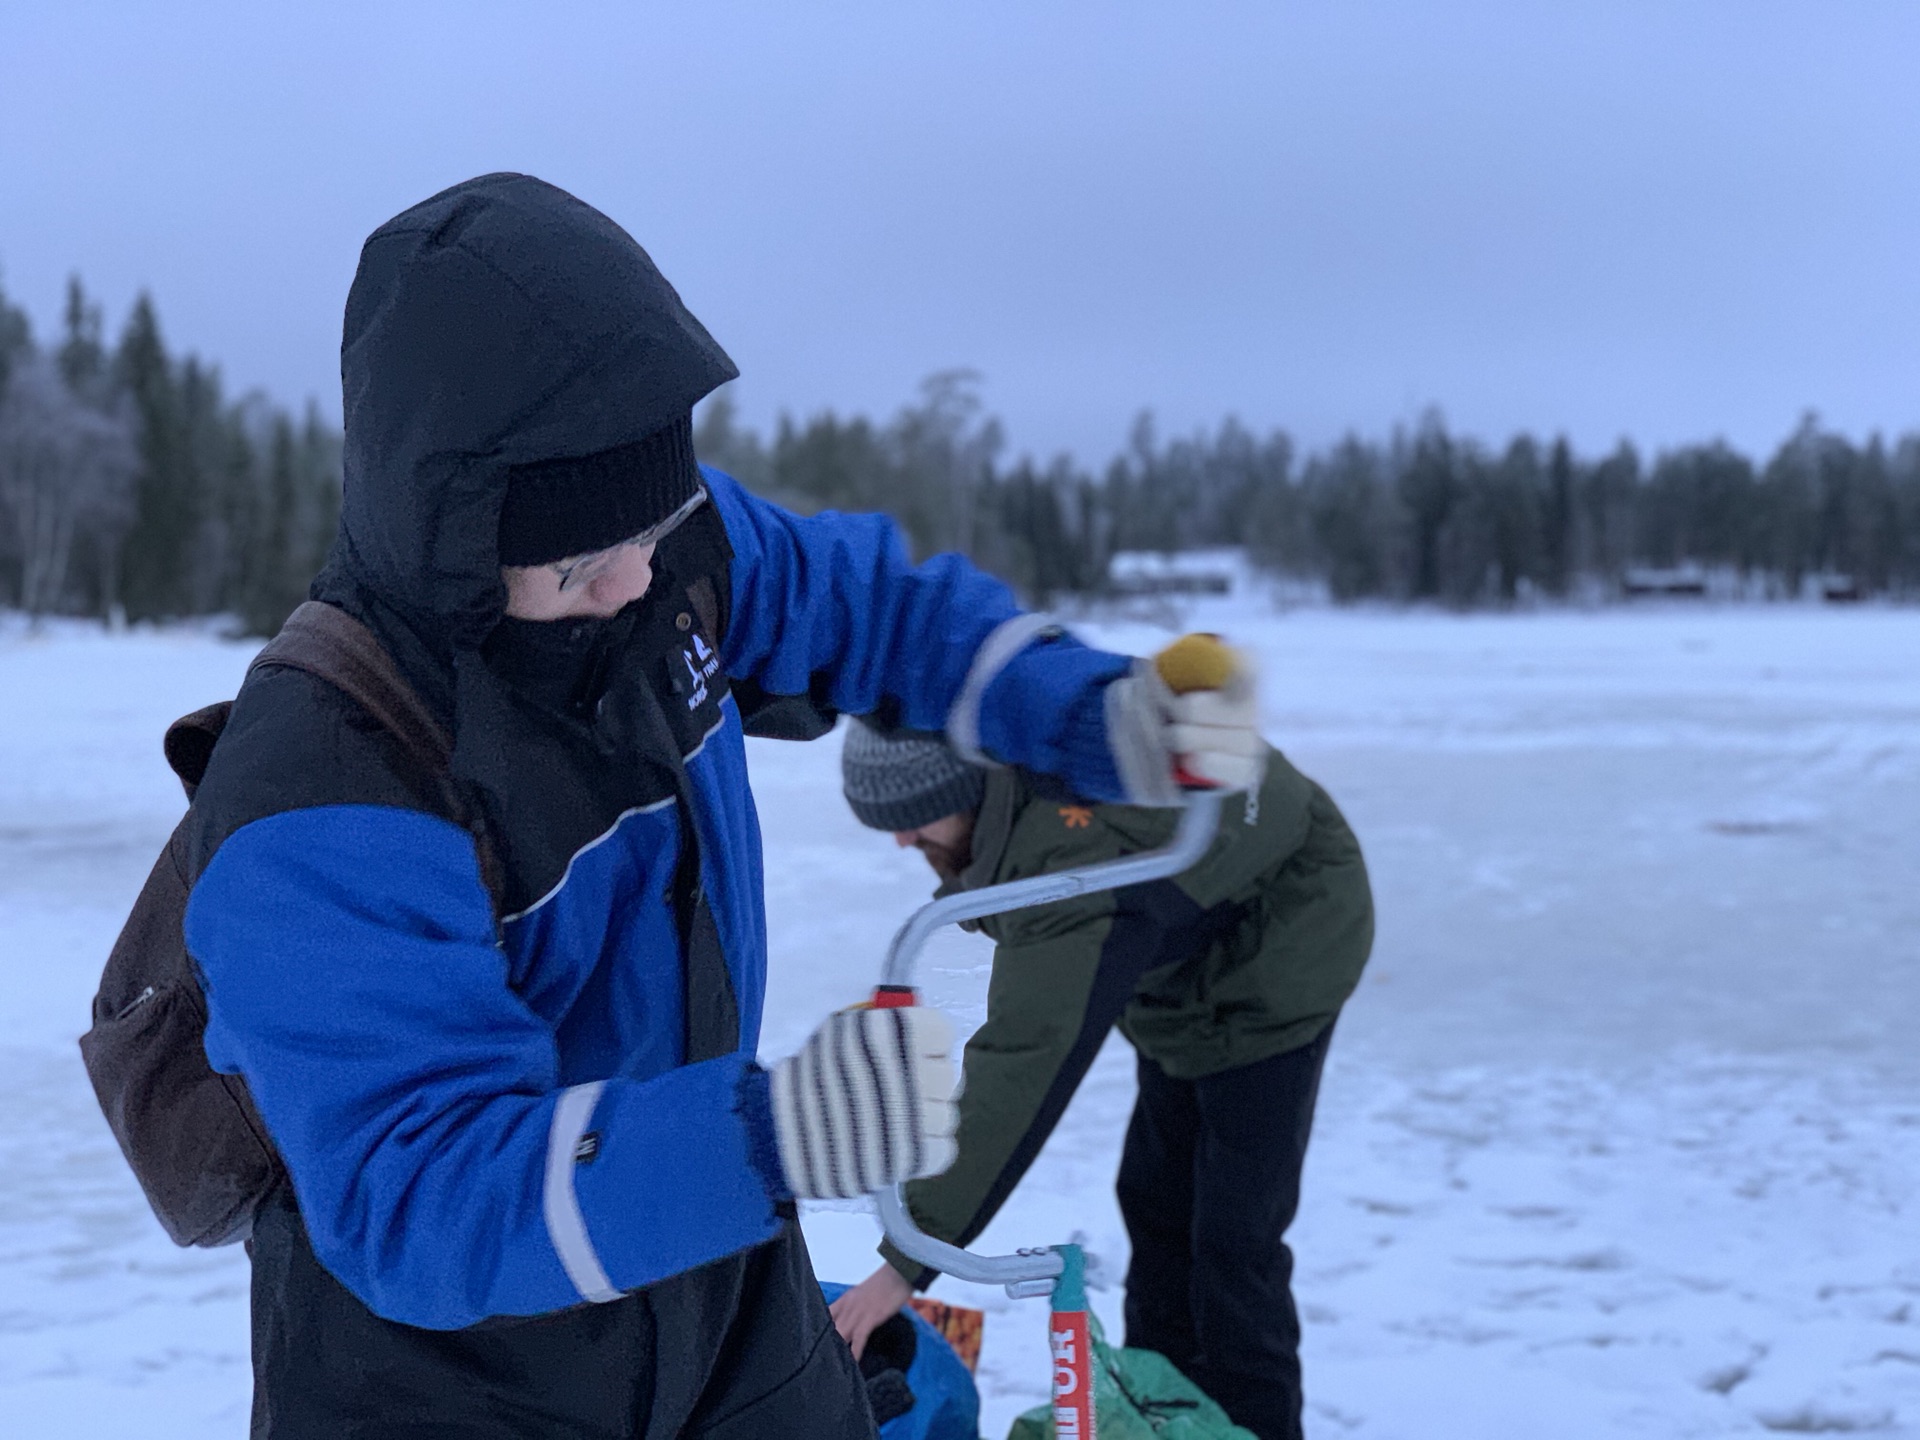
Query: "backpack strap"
251 602 452 777
164 702 236 801
248 602 504 909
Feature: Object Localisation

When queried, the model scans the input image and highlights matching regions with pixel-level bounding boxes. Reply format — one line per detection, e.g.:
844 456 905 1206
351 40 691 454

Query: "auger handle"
875 1188 1065 1290
876 788 1224 995
872 789 1226 1292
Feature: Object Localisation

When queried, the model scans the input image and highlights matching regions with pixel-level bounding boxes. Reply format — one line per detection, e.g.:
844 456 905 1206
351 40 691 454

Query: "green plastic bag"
1006 1312 1256 1440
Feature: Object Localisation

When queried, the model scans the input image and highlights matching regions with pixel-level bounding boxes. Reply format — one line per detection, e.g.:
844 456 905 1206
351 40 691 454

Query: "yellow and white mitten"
1105 633 1264 805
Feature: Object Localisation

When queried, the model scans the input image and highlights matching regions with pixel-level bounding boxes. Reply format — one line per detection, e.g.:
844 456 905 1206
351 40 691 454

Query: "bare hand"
829 1264 915 1362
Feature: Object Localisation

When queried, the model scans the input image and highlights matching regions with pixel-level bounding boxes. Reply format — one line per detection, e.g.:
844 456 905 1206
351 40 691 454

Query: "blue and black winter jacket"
178 176 1135 1335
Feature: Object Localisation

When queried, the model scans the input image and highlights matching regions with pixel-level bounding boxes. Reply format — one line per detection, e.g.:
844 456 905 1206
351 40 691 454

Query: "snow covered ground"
3 602 1917 1437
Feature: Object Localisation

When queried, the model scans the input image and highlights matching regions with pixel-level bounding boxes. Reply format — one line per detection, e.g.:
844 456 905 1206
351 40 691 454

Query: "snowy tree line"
0 277 339 634
7 276 1919 631
700 376 1920 605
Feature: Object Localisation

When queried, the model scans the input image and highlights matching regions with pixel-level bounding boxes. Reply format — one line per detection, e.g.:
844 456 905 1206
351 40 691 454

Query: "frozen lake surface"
2 603 1916 1437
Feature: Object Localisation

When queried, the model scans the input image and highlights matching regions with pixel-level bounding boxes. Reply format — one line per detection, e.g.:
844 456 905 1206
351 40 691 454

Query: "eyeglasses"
549 485 709 593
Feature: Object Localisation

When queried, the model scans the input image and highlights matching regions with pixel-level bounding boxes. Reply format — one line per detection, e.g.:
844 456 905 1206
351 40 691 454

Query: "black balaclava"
487 409 706 717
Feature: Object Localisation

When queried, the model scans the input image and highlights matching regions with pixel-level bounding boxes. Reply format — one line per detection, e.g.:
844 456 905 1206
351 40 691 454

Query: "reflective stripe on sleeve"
542 1081 621 1304
946 612 1060 766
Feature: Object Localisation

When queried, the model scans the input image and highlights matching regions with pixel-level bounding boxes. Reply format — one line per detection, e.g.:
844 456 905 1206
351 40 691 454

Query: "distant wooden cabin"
1108 548 1245 598
1622 566 1709 598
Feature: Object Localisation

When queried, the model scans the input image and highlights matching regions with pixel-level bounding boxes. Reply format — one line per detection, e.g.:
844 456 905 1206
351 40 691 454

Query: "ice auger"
867 790 1225 1440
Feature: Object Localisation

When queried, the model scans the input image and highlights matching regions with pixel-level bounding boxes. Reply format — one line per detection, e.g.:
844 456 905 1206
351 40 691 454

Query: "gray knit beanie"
841 719 987 832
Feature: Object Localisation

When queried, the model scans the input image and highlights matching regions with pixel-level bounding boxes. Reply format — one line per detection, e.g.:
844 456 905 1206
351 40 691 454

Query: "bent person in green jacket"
827 648 1373 1440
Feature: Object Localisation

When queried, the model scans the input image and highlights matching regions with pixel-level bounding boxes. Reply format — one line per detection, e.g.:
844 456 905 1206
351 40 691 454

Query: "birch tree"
0 353 137 620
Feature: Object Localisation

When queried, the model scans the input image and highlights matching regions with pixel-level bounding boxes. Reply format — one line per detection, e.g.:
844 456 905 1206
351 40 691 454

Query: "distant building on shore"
1107 548 1248 599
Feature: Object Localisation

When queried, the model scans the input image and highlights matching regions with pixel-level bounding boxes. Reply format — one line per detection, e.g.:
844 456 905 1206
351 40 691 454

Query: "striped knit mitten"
768 1006 958 1200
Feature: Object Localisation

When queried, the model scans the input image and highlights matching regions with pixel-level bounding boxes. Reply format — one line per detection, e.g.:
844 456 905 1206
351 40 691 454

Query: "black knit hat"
842 719 986 832
496 413 701 567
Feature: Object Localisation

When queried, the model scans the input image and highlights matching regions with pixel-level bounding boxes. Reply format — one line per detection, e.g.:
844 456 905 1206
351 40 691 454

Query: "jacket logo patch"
1058 805 1093 830
681 634 720 711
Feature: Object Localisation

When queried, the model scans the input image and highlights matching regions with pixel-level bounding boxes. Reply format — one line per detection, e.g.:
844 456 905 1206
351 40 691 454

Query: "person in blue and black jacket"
180 174 1263 1439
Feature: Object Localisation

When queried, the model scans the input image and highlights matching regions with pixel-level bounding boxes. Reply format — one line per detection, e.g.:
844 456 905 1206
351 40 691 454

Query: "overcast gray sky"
3 2 1916 467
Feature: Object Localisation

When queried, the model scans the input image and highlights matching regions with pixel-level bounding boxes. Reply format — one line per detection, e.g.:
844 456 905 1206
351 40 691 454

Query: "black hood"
313 172 737 707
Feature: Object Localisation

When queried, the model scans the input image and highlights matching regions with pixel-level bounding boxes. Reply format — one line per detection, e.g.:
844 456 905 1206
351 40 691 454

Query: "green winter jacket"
881 745 1373 1286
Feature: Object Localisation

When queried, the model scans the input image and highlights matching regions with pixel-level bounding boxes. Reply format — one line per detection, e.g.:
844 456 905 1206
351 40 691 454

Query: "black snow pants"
246 1187 875 1440
1115 1021 1336 1440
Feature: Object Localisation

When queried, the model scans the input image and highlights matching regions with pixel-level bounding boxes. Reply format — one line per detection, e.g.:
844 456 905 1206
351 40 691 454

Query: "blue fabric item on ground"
820 1283 981 1440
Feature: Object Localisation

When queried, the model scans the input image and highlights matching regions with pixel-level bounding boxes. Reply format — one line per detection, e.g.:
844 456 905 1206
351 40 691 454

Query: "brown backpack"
78 601 465 1247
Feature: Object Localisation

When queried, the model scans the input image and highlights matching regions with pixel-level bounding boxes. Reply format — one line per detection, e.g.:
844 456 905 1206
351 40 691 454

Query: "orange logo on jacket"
1058 806 1093 829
